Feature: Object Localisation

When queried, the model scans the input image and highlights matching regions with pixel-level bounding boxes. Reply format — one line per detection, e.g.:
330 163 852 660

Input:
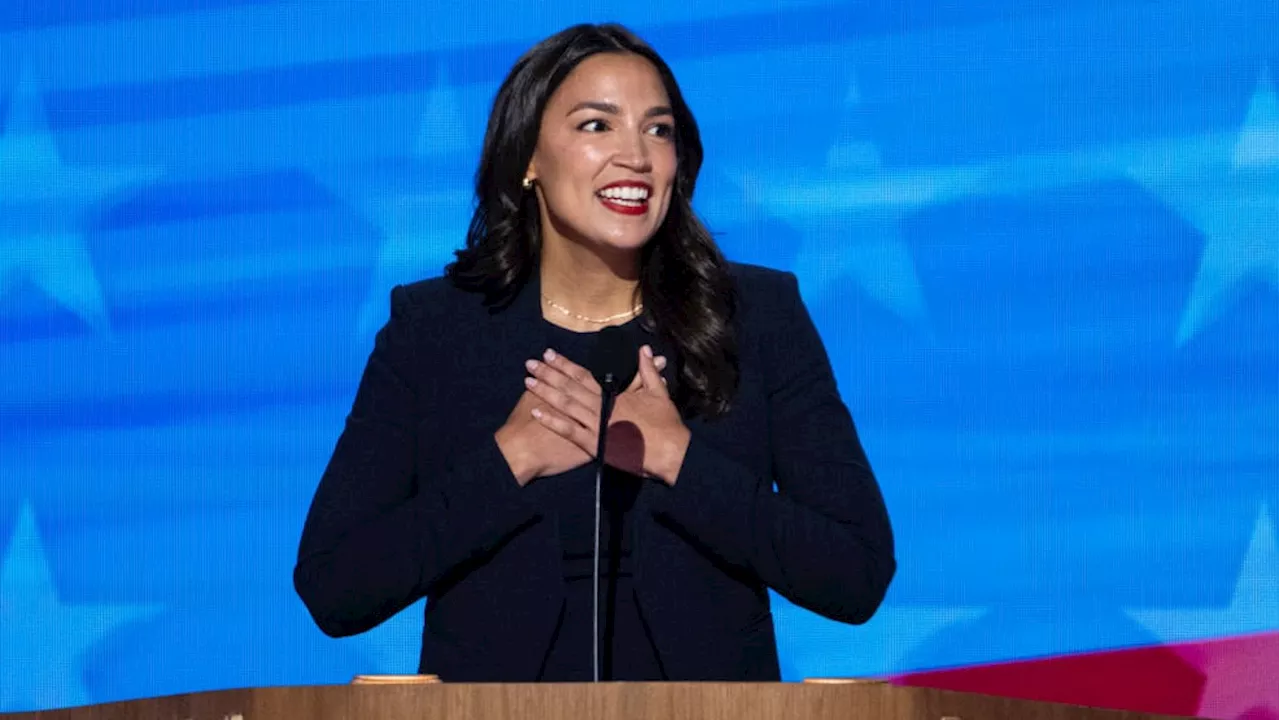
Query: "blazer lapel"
483 270 554 367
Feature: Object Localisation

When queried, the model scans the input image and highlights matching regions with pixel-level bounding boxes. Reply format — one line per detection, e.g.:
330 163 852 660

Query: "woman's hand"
493 348 666 485
608 345 690 485
524 345 689 486
494 390 591 486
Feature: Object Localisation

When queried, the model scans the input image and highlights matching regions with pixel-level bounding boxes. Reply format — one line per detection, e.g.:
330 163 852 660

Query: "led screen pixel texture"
0 1 1275 715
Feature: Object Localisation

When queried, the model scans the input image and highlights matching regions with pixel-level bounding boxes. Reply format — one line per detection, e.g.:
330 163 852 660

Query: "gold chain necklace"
541 294 643 324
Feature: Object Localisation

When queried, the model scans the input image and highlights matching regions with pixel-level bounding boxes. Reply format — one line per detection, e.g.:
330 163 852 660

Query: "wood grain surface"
1 682 1205 720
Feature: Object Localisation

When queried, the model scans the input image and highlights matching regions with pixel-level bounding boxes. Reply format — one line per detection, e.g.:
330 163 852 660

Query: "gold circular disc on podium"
351 674 441 684
802 677 887 684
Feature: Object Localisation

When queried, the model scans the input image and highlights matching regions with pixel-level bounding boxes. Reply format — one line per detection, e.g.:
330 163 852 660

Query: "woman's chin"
576 231 657 256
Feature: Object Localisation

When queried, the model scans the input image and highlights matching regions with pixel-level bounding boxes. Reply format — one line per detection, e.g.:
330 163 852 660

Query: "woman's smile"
596 180 652 216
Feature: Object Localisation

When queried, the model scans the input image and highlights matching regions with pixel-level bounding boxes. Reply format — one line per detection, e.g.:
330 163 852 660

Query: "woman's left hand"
524 345 690 486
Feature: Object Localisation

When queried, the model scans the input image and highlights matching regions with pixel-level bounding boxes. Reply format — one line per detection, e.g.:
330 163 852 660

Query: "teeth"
598 186 650 201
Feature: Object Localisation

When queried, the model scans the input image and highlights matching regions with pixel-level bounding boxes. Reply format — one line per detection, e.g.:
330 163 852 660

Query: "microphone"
589 324 640 416
585 325 638 682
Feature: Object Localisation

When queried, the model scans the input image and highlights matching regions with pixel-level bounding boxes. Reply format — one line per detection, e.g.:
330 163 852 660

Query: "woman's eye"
578 119 609 132
647 123 674 138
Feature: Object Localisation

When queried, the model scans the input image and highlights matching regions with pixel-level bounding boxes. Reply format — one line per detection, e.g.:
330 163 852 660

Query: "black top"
294 263 896 682
536 318 664 681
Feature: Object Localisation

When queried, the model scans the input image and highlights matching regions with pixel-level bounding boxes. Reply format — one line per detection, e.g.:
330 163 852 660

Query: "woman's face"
527 52 678 258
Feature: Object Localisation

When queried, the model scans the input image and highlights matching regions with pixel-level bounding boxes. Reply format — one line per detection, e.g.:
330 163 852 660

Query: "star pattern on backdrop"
773 597 986 678
350 183 474 334
0 70 158 337
314 67 476 336
0 503 161 712
1125 506 1278 645
747 72 1280 338
413 65 472 158
1190 632 1279 720
1128 72 1279 345
741 74 932 328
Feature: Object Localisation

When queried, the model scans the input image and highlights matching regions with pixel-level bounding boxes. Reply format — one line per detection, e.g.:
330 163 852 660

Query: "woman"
294 23 895 682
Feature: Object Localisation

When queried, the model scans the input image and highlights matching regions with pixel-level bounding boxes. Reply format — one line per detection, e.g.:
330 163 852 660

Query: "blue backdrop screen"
0 1 1275 713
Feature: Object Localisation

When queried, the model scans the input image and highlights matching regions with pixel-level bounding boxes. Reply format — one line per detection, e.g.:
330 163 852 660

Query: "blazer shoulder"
391 275 487 323
728 261 795 290
727 262 803 330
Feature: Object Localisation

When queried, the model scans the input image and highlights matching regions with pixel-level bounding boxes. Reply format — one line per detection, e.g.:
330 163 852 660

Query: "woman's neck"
539 239 641 331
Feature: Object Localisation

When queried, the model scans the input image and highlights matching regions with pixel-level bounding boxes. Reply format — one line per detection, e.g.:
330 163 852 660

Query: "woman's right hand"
494 390 592 486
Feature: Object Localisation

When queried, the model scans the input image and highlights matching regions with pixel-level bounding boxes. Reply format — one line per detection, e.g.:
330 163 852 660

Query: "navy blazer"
294 262 895 681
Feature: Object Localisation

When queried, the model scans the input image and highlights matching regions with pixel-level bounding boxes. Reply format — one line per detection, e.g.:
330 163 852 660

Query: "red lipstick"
596 180 651 216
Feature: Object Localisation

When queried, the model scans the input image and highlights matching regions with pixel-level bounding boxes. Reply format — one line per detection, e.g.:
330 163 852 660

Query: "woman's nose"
613 130 652 171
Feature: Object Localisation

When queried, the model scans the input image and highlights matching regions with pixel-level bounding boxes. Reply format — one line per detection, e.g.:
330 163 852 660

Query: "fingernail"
525 377 537 389
543 348 556 362
655 356 667 369
531 408 543 419
525 359 538 373
642 345 653 358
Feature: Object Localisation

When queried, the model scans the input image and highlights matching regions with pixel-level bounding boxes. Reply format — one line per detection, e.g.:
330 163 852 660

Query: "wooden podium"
2 680 1200 720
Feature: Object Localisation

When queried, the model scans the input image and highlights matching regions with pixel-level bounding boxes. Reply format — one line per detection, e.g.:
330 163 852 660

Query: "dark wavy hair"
446 23 738 417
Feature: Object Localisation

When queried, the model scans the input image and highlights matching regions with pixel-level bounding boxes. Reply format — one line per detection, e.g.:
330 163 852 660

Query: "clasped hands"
494 345 690 488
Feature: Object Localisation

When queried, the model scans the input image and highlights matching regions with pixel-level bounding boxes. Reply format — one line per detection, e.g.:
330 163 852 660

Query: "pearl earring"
522 177 535 190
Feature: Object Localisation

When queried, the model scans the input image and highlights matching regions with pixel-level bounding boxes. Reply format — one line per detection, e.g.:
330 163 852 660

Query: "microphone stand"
586 325 636 684
592 382 619 683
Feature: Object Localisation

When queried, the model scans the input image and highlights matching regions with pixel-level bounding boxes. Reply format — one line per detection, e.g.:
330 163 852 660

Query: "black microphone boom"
584 324 638 682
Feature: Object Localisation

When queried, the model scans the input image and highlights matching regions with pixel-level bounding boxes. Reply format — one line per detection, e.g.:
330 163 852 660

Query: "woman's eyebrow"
566 101 673 118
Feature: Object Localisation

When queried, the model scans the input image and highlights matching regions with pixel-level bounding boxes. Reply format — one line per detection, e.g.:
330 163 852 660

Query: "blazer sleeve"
294 284 539 638
648 272 896 624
